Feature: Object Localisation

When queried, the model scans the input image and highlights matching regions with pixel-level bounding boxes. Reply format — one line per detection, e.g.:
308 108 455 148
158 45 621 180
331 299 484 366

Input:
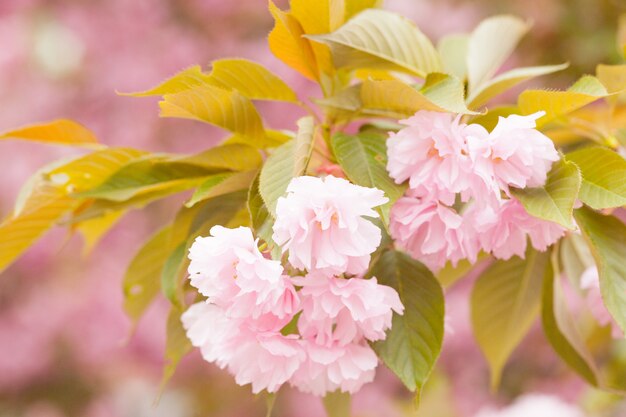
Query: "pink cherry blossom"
181 302 238 369
294 272 403 346
468 112 559 195
227 333 306 394
386 110 488 205
290 341 378 396
188 225 297 323
390 196 479 271
272 175 388 275
469 198 565 260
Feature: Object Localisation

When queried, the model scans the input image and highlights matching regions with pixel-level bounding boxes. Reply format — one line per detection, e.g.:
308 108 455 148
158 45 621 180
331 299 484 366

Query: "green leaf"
467 15 530 94
437 34 469 81
0 119 100 148
161 243 187 306
120 65 212 97
542 249 599 385
78 156 214 201
565 146 626 210
511 158 581 229
574 207 626 334
361 75 476 118
518 76 608 128
370 250 445 394
122 226 173 322
471 248 549 390
186 170 258 208
322 391 351 417
161 305 192 388
259 117 315 216
208 58 298 103
331 132 405 225
468 63 569 109
159 83 265 141
308 9 441 78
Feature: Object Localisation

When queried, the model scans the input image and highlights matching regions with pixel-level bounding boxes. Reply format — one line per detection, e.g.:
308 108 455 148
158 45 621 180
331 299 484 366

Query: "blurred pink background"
1 1 624 416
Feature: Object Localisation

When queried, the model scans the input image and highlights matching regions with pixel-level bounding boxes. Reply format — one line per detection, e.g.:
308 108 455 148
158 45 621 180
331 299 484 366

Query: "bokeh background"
1 1 625 416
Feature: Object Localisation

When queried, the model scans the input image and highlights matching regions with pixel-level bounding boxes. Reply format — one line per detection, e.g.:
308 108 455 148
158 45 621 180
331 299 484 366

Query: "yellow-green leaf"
208 58 298 103
308 9 441 78
511 158 581 229
437 34 469 81
0 148 145 274
542 249 599 385
123 226 172 322
361 75 476 117
120 65 212 97
331 132 405 226
565 146 626 210
468 63 569 109
471 248 549 390
0 119 100 147
259 117 315 216
186 170 257 208
159 84 265 141
518 76 608 128
74 209 125 255
161 306 192 388
575 207 626 334
268 0 319 81
175 144 262 171
467 15 530 94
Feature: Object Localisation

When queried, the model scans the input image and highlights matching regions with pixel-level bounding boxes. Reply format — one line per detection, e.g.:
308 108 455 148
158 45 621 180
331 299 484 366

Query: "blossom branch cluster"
182 176 403 395
387 110 567 271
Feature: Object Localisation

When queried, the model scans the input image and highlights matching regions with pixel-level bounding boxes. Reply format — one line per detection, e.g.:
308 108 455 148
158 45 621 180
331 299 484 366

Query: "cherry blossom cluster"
182 175 403 395
387 110 566 271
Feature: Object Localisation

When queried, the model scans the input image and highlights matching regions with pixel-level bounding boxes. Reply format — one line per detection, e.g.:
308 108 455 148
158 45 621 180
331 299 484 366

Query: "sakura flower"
188 225 297 323
181 302 238 369
272 175 388 275
294 272 403 346
470 198 565 260
290 341 378 396
227 333 306 394
386 110 487 205
390 196 479 271
580 266 623 338
468 112 559 194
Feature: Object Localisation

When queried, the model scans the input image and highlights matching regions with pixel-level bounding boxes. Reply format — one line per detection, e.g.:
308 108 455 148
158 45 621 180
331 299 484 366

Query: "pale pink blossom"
475 394 585 417
181 302 238 369
294 273 403 346
468 112 559 195
390 196 479 271
386 110 487 205
290 341 378 396
228 333 306 394
580 266 623 338
272 175 388 275
188 225 296 323
470 198 565 260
